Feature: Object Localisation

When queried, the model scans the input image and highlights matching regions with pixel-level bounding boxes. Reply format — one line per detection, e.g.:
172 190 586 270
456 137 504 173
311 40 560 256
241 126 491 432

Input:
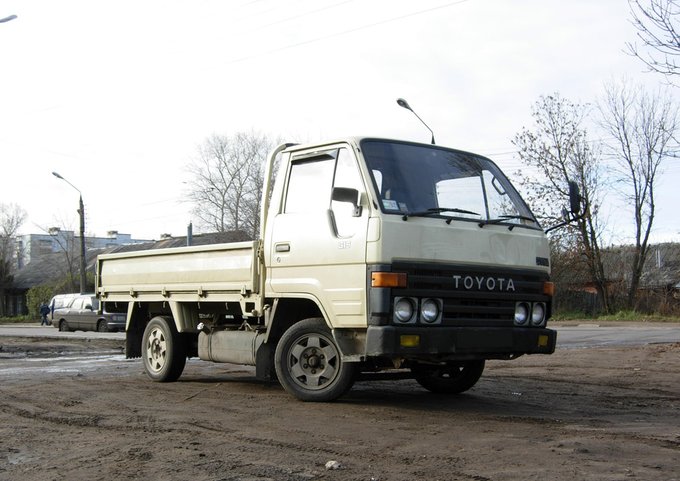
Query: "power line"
226 0 473 64
247 0 357 32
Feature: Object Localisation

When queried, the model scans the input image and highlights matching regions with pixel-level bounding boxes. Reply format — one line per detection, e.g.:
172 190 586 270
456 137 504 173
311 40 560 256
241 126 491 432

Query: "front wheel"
97 320 109 333
274 318 355 402
412 360 485 394
58 320 69 332
142 316 186 382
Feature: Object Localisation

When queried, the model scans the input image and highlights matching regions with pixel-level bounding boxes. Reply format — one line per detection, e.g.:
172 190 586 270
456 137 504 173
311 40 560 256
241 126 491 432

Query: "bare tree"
39 225 80 293
185 131 277 239
599 79 679 308
627 0 680 80
513 94 612 312
0 203 26 316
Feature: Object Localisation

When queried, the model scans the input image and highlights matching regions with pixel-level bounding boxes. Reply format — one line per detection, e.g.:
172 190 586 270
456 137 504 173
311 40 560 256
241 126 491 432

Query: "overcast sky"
1 0 678 244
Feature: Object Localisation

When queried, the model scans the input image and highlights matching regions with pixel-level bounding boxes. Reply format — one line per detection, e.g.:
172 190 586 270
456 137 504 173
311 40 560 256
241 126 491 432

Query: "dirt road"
1 336 678 481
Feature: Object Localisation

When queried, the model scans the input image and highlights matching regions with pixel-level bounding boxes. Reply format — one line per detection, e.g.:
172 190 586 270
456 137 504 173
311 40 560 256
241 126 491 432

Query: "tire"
274 318 355 402
58 320 69 332
97 320 109 333
142 316 186 382
412 360 485 394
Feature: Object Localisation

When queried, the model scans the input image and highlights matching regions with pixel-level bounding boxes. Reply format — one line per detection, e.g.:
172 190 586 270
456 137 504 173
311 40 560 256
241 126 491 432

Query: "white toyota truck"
97 137 577 401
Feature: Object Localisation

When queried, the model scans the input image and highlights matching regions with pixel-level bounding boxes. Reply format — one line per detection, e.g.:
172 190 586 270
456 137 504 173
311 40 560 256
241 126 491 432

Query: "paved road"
554 323 680 347
2 322 680 348
0 324 124 340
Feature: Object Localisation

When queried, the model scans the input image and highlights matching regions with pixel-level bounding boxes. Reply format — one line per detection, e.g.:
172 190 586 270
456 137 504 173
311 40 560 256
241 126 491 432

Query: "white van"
48 293 78 323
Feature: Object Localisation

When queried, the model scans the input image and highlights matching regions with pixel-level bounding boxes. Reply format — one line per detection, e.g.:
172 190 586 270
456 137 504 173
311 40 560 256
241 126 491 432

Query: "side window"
283 147 365 238
284 155 336 214
482 170 519 220
331 148 364 238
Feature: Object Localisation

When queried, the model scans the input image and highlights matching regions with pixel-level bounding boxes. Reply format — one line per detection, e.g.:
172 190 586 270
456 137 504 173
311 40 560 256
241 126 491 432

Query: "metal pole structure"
396 98 436 145
52 172 87 294
0 15 18 23
77 194 87 294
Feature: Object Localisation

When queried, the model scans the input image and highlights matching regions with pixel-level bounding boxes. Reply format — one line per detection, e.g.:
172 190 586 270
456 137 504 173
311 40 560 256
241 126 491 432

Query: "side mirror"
85 304 93 311
544 181 585 234
568 181 582 215
332 187 362 217
332 187 358 203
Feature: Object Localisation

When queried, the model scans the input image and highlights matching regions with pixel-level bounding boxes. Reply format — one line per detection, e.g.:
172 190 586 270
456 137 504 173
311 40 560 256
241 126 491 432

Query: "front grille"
393 261 550 326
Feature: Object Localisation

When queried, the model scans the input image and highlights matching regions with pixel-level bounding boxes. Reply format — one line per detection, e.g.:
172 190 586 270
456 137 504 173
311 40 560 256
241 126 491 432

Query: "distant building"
5 230 250 317
14 229 153 269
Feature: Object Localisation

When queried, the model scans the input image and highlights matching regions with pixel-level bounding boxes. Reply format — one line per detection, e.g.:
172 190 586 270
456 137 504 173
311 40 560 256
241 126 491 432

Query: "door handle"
275 243 290 253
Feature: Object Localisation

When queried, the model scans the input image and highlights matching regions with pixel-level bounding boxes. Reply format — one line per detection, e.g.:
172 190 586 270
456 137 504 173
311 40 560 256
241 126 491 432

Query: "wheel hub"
146 328 167 372
151 338 162 360
287 334 339 390
303 348 325 373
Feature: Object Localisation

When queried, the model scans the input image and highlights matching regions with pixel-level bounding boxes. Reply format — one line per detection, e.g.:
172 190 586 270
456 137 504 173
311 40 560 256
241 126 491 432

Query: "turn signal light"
400 335 420 347
543 282 555 296
372 272 407 288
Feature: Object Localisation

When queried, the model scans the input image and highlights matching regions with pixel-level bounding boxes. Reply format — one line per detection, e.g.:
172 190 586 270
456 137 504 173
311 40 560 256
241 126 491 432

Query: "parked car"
48 293 78 324
52 294 126 333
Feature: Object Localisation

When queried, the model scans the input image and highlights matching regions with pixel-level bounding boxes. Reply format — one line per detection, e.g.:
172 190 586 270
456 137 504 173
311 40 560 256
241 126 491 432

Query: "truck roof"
279 137 489 161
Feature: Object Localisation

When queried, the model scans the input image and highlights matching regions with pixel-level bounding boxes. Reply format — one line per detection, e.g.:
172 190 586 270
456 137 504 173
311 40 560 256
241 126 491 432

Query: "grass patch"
597 310 680 323
0 316 36 324
551 310 594 321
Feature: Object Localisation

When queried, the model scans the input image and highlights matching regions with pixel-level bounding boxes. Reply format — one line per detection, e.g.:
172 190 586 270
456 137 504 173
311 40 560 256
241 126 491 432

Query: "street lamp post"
52 172 87 294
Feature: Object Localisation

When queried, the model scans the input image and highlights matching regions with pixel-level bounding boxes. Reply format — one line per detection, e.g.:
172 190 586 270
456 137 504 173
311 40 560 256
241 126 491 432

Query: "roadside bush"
26 285 56 319
0 315 32 323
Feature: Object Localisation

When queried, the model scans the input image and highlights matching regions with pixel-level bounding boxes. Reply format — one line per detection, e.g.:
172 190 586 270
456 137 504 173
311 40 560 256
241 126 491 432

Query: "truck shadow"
177 375 572 423
173 361 594 423
339 377 591 425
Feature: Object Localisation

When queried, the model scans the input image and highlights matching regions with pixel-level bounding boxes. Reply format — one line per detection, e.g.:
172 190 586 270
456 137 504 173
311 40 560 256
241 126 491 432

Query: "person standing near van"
39 302 51 326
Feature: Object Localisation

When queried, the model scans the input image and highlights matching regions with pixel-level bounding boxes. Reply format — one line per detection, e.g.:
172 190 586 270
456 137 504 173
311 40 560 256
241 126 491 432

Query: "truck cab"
97 137 558 402
261 138 555 398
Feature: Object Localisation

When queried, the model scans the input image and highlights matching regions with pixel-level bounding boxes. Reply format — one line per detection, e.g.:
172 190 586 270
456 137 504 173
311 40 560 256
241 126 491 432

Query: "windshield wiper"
402 207 481 221
478 215 536 230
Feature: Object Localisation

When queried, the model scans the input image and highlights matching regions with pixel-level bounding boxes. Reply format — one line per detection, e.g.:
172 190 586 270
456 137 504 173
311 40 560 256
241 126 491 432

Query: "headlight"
514 302 530 325
531 302 546 326
420 298 442 324
394 297 417 324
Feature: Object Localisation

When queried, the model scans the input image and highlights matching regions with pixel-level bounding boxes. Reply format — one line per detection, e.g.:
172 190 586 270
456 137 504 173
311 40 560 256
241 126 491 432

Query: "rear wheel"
412 360 485 394
142 316 186 382
275 318 355 402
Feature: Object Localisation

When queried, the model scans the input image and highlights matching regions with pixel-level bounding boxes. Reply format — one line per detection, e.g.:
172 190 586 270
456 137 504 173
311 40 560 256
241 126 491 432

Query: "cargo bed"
96 241 261 304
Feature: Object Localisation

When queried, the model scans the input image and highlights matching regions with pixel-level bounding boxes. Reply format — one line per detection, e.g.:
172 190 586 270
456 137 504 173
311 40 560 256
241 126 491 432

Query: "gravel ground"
1 335 679 481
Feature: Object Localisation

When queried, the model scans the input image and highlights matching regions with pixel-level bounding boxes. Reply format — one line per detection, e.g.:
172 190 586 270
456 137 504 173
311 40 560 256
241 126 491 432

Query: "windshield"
361 140 539 228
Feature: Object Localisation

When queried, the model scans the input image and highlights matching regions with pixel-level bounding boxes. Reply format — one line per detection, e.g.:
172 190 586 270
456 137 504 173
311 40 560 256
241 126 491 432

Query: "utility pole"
52 172 87 294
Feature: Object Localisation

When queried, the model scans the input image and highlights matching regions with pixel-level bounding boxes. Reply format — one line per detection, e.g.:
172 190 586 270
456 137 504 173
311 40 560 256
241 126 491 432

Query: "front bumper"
365 325 557 360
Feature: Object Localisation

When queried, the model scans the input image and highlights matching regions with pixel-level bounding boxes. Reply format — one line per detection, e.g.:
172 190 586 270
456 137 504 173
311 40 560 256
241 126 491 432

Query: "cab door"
267 145 370 328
